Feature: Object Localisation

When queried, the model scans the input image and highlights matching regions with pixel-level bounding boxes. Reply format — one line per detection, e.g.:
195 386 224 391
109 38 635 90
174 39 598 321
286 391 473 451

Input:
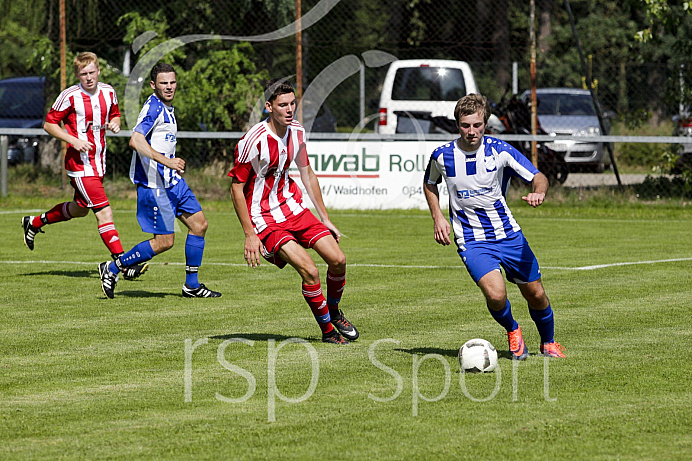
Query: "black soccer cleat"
322 329 349 345
22 216 44 251
182 283 222 298
330 309 359 341
122 263 149 281
98 261 118 299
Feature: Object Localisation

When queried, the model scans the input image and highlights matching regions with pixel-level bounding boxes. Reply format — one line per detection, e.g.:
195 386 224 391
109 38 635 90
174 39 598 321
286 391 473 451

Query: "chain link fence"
2 0 691 200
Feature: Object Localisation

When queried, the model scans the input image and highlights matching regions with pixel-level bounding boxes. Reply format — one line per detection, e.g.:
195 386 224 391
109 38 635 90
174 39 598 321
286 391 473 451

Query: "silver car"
521 88 611 172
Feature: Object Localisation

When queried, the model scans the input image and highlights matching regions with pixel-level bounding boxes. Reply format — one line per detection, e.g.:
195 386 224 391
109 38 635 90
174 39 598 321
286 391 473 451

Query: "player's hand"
244 234 264 268
433 218 452 246
107 121 121 134
324 221 341 243
522 192 545 208
166 157 186 174
72 138 94 152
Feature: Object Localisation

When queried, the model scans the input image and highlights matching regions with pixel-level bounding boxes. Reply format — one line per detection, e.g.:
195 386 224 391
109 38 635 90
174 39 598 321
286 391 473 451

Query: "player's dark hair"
454 93 492 125
265 78 295 102
151 63 176 83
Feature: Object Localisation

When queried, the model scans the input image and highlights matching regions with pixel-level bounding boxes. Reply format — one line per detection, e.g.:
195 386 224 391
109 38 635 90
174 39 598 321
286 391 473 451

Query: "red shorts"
257 210 333 268
70 176 110 209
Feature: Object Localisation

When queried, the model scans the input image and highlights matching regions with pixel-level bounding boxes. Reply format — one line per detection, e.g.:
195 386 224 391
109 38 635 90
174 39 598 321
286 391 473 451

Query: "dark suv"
0 76 47 165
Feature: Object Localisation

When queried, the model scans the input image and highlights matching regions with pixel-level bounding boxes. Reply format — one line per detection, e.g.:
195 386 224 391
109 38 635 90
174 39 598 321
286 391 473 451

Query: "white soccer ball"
458 338 498 373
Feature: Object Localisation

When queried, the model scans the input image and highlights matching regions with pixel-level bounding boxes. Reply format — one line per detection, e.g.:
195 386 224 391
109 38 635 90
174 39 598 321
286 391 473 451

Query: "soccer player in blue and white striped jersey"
424 94 565 359
97 63 220 299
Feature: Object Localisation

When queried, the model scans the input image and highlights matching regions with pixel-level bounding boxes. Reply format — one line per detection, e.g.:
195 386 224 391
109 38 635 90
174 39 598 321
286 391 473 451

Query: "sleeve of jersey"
45 107 69 125
228 139 255 183
134 102 159 137
424 150 443 185
109 102 121 120
500 146 538 183
294 140 309 168
45 90 72 124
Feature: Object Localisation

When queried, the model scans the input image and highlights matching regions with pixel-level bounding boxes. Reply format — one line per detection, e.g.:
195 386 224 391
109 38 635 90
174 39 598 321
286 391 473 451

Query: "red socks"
302 282 334 334
31 203 124 256
98 222 124 255
326 270 346 312
32 202 72 228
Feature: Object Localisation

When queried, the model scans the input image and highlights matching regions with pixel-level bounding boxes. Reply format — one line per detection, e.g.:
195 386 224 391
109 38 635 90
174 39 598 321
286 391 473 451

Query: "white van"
377 59 477 135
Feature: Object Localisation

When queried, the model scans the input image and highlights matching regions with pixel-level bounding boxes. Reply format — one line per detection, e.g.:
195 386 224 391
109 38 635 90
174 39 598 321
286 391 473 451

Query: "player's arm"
43 120 94 153
230 179 264 268
107 116 121 134
522 172 549 208
129 131 185 174
423 181 451 246
297 163 341 242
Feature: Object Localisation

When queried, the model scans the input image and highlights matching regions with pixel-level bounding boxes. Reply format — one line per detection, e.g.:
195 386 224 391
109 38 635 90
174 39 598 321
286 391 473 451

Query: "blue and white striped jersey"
129 94 180 189
424 136 539 248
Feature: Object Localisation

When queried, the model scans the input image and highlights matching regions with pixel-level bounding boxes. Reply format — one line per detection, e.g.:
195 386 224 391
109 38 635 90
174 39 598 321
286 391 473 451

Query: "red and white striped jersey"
45 82 120 178
229 120 310 233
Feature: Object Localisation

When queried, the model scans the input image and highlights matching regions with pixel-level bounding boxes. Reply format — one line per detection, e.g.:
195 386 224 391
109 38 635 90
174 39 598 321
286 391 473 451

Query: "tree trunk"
492 0 510 90
538 0 552 55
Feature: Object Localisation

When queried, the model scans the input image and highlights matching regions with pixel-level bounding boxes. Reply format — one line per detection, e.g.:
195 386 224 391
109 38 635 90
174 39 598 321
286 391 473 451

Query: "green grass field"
1 196 691 460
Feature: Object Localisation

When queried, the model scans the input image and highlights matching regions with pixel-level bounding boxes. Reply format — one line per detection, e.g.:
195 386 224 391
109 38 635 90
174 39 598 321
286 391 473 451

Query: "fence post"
1 135 8 197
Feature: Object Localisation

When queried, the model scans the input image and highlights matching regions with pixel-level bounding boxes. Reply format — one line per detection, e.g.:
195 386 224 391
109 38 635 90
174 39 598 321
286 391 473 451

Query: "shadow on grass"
395 347 458 358
21 270 94 278
103 290 175 298
396 347 516 361
209 333 321 343
497 351 515 361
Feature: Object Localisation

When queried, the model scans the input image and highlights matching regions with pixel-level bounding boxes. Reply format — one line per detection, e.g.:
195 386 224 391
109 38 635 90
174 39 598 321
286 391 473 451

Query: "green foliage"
178 42 268 132
117 11 268 135
118 11 183 63
617 142 672 168
633 174 692 198
0 0 46 78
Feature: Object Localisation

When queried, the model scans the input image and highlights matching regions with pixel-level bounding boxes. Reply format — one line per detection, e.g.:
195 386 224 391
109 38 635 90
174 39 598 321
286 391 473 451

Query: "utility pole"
296 0 303 123
529 0 538 167
60 0 67 188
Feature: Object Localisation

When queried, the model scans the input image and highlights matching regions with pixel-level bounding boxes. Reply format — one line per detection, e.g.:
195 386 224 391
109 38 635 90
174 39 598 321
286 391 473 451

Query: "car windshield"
392 67 465 101
536 93 596 116
0 84 44 119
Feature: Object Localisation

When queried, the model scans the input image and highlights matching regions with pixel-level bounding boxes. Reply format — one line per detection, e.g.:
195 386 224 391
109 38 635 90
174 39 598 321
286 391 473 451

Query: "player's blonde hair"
454 93 492 125
73 52 99 75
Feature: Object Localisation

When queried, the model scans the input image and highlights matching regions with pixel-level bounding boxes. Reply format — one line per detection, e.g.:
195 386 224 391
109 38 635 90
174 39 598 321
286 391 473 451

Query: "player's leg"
312 236 359 340
178 210 220 298
278 240 347 345
98 185 173 298
92 203 148 281
21 177 92 250
463 242 527 360
93 205 124 257
503 232 564 358
78 176 148 281
517 280 564 357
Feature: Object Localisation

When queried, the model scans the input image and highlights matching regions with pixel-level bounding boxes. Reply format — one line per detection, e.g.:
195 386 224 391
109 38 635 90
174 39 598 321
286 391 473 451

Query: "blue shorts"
136 178 203 235
458 232 542 285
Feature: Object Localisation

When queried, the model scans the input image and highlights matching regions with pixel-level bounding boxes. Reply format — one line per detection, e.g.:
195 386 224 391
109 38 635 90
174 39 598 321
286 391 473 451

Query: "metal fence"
2 0 692 199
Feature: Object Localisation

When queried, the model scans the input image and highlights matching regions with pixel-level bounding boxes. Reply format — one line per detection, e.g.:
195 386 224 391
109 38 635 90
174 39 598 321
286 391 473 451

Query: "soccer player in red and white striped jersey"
21 52 147 282
229 79 358 344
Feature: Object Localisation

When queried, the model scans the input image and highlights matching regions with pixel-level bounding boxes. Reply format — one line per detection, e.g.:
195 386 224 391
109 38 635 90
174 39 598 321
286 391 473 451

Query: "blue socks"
488 299 519 332
110 241 156 275
184 234 205 289
529 304 555 344
109 234 207 287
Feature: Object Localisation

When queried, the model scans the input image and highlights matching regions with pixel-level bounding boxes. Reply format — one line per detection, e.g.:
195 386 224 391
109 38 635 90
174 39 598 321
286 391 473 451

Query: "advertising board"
295 140 453 210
